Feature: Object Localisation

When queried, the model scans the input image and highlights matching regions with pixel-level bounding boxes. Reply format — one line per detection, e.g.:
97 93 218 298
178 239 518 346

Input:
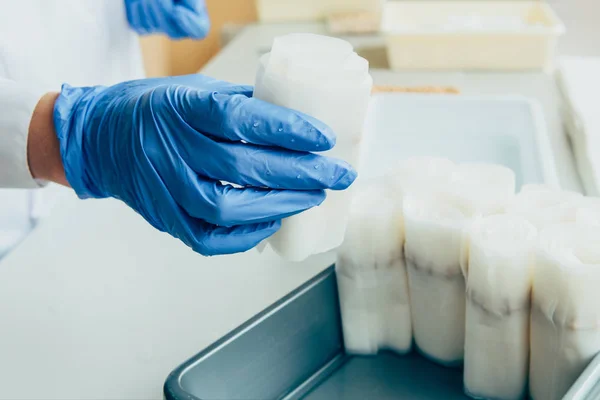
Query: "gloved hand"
53 75 357 256
124 0 210 40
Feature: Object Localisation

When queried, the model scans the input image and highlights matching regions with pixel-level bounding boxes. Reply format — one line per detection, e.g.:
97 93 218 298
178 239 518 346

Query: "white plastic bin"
381 1 565 71
256 0 384 23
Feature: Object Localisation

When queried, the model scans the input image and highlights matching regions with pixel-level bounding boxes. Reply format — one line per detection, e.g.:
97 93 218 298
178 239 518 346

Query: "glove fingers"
193 141 358 191
144 75 252 96
180 90 336 153
129 165 279 256
125 1 152 34
171 1 210 39
178 0 207 13
165 100 357 191
170 76 254 96
168 172 327 226
193 83 253 97
185 219 281 256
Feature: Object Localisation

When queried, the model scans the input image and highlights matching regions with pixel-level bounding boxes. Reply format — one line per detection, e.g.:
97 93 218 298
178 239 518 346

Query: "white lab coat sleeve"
0 78 46 188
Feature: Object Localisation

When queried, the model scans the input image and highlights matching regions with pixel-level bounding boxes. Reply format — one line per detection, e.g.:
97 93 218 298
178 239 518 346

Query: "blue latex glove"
54 75 357 256
124 0 210 39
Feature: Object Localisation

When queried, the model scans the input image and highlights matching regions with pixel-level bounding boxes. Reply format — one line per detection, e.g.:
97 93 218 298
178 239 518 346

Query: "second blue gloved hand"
125 0 210 39
53 75 357 256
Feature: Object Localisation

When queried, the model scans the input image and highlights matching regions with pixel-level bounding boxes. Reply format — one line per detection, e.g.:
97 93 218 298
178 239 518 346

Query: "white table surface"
0 22 585 400
0 194 334 400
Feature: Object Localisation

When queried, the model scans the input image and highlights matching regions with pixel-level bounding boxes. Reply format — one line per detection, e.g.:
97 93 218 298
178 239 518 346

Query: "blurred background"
140 0 599 77
140 0 258 77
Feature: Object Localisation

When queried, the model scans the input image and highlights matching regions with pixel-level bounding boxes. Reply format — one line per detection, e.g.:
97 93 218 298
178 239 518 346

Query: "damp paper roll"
447 163 516 216
254 33 373 262
391 156 456 197
529 223 600 400
508 184 583 229
462 215 537 400
336 180 411 355
336 157 456 355
403 192 477 366
576 197 600 226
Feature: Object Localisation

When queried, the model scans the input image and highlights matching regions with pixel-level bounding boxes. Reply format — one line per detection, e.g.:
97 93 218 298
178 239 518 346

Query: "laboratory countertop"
0 194 335 400
0 23 585 400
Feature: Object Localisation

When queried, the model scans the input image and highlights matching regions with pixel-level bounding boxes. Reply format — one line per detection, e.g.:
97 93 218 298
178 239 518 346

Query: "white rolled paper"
337 156 455 355
403 192 476 365
336 181 411 355
576 197 600 226
463 215 537 400
508 185 583 229
530 223 600 400
520 183 561 193
392 156 456 196
448 163 516 216
254 34 373 261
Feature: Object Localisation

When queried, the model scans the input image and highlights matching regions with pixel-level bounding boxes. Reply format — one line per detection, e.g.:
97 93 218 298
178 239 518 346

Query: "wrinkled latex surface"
54 74 356 255
124 0 210 39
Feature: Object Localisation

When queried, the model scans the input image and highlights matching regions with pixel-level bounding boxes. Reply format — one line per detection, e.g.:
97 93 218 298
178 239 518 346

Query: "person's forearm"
27 92 69 186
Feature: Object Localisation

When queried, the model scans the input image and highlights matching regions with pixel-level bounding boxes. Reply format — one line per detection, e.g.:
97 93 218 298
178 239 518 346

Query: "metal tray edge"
163 266 338 400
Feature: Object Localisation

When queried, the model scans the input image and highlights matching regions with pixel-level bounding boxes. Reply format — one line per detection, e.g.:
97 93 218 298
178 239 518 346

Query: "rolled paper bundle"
438 163 516 285
576 197 600 226
337 157 455 355
403 192 476 365
336 180 411 355
519 183 561 193
508 185 583 229
255 54 268 95
448 163 516 216
391 156 457 198
463 215 537 400
254 33 373 262
530 223 600 400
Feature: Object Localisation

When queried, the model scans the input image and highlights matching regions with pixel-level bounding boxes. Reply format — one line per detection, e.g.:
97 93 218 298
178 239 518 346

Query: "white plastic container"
381 1 565 71
256 0 384 23
557 57 600 196
254 34 373 262
358 95 557 189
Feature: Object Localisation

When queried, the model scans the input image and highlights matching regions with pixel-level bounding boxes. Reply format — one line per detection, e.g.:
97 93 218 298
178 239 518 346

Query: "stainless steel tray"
164 267 600 400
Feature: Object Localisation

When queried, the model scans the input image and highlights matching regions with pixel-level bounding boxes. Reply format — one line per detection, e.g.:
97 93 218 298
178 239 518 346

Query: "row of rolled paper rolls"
336 157 600 400
251 34 594 399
